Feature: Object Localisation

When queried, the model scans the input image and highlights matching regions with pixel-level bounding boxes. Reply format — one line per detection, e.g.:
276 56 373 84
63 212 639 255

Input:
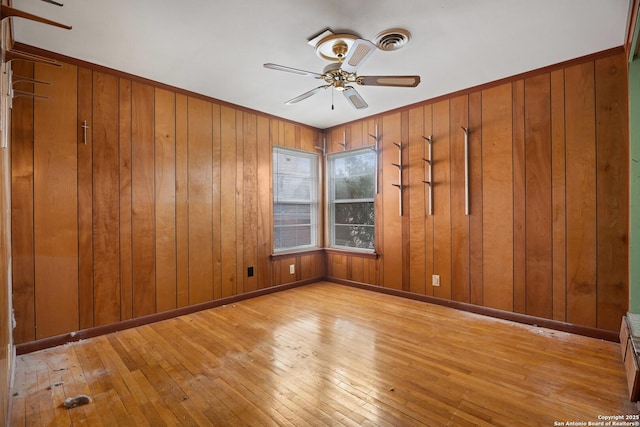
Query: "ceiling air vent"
374 28 411 51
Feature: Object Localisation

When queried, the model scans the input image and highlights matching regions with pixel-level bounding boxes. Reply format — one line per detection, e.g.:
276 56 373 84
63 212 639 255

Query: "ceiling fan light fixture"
314 33 358 61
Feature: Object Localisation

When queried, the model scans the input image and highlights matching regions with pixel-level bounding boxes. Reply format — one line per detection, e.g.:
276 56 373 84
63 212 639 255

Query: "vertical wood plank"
565 62 597 328
10 61 35 343
154 88 177 312
92 71 121 325
221 106 237 298
299 126 316 153
34 62 79 338
119 79 133 320
432 100 451 300
524 74 553 319
284 122 296 149
512 80 526 314
450 95 470 303
468 92 484 307
481 83 514 312
401 111 411 292
408 106 426 295
382 113 402 290
131 82 156 317
243 113 258 292
175 94 189 308
422 107 434 296
550 70 567 323
235 111 245 295
212 104 222 297
595 53 629 331
187 97 213 304
256 115 272 288
77 67 94 329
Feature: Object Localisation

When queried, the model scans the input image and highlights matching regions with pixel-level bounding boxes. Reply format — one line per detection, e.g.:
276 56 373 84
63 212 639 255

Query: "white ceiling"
11 0 632 129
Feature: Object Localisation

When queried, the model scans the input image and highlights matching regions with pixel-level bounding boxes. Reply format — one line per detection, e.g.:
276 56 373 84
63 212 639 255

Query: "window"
272 147 319 253
327 148 376 251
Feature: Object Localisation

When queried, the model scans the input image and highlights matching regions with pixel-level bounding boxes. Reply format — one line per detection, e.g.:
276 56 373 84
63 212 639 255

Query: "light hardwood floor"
9 282 638 426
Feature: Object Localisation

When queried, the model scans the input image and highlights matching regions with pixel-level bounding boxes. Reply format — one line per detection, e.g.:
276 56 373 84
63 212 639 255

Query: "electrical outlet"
289 264 295 275
432 274 440 287
247 266 254 277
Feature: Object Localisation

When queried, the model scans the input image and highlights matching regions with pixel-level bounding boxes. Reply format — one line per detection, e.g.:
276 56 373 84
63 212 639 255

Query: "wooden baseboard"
15 278 319 355
327 277 620 342
16 276 619 355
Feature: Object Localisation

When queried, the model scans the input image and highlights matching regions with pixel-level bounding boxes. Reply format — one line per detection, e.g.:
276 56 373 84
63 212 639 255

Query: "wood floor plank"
10 282 637 425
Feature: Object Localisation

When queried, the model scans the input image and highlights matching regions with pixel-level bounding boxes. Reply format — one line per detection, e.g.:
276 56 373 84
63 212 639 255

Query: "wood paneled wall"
10 61 324 344
0 60 11 427
325 51 629 333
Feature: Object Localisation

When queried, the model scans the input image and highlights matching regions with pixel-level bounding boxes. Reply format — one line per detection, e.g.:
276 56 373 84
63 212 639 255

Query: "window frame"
272 146 321 254
326 147 376 253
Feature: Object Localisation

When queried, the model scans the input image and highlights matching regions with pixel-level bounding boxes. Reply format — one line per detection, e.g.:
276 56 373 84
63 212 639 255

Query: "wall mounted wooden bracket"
3 49 61 67
0 5 71 30
392 142 404 216
422 135 433 215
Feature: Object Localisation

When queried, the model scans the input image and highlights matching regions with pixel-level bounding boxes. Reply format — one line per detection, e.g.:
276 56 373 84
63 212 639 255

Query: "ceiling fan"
264 30 420 110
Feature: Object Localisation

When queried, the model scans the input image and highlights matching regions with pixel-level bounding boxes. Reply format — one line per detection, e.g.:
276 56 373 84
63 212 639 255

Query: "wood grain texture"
33 62 79 339
243 112 258 292
432 100 451 300
154 88 177 312
422 107 434 296
524 74 553 319
256 116 272 288
550 70 567 323
595 54 629 331
77 67 94 330
481 83 514 312
381 112 403 290
235 111 245 295
131 82 156 317
212 104 222 298
175 94 189 308
10 283 636 426
449 95 469 303
92 71 121 325
10 61 36 344
468 92 483 307
187 97 213 304
407 106 425 295
119 78 133 320
564 62 597 328
221 106 237 298
512 80 526 314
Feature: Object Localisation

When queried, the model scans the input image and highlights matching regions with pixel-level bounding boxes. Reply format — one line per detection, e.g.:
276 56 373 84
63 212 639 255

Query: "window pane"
274 225 312 250
334 225 375 249
328 148 376 251
333 152 375 199
334 202 374 226
274 204 311 226
272 147 318 252
273 150 313 202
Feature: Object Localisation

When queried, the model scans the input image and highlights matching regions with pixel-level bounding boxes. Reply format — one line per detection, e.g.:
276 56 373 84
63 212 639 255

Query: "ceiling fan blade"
285 85 330 105
357 75 421 87
340 39 376 74
343 87 368 110
264 63 323 78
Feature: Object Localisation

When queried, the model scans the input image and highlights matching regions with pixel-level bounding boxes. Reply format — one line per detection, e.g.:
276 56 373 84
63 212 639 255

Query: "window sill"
270 248 324 260
323 248 379 259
